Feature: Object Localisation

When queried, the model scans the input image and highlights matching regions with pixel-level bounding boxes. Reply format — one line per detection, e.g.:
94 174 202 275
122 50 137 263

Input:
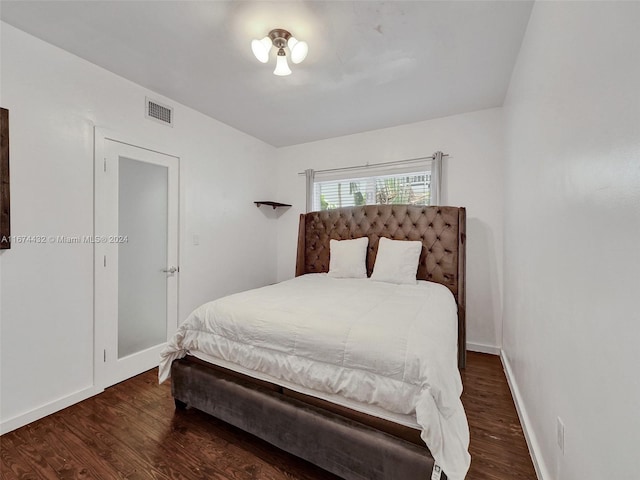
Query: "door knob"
163 266 178 274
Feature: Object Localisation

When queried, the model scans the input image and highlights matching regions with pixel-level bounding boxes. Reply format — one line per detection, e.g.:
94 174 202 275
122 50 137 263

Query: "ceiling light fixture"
251 29 308 76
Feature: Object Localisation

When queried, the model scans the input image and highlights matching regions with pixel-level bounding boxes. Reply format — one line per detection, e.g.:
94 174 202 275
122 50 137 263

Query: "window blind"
312 166 433 212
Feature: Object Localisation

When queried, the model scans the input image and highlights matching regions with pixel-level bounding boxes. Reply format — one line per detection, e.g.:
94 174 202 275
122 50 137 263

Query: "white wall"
275 108 504 352
0 23 278 432
502 2 640 479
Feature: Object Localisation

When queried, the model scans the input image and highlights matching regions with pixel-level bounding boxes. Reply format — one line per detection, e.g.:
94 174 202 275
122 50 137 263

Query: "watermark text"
1 235 129 244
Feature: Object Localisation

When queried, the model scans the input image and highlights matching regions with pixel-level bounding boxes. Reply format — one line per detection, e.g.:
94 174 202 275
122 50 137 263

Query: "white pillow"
327 237 369 279
370 237 422 285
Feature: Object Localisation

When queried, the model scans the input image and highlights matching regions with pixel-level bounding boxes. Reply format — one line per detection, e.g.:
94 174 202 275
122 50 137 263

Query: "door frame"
93 127 181 389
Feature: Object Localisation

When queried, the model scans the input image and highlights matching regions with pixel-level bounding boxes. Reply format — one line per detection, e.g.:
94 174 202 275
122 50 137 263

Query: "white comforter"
159 274 470 479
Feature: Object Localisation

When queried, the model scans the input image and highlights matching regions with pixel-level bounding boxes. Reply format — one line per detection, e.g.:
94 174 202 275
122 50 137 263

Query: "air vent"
145 97 173 127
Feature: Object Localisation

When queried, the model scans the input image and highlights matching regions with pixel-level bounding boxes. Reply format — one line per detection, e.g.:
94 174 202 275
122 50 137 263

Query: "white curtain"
430 151 443 205
304 168 315 212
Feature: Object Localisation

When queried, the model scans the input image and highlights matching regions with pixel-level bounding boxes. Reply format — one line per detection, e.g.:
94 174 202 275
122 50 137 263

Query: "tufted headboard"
295 205 466 368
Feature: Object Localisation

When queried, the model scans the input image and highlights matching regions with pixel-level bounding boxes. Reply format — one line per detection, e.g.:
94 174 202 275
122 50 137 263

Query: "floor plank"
1 352 536 479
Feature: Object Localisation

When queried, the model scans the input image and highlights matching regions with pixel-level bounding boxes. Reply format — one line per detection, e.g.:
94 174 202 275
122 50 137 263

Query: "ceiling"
1 1 534 147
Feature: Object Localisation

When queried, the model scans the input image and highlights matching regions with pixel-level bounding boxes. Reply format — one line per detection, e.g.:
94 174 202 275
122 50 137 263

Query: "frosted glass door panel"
118 157 168 359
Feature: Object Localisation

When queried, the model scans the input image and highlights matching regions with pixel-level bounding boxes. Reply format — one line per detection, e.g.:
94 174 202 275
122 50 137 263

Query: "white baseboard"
0 385 103 435
500 350 550 480
466 342 501 355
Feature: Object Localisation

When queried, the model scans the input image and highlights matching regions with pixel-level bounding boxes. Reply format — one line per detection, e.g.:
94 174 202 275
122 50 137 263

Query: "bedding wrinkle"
159 274 469 479
178 327 422 387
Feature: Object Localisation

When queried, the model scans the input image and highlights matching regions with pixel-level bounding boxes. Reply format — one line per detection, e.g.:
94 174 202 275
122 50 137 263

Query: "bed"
160 204 468 480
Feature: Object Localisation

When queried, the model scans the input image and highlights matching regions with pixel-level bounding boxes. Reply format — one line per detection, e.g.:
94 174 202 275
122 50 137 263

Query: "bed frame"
171 205 466 480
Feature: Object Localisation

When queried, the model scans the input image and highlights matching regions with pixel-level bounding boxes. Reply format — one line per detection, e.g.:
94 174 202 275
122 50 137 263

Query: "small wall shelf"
254 201 292 209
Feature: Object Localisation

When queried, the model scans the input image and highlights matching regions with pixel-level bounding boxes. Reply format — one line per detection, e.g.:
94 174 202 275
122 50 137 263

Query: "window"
306 155 442 212
313 171 431 211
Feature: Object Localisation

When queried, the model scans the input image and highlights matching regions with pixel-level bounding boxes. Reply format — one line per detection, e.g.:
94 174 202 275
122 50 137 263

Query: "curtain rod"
297 152 448 176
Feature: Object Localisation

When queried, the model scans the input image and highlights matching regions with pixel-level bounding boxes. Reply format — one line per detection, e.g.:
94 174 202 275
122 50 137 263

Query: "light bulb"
288 37 308 64
273 49 292 76
251 36 272 63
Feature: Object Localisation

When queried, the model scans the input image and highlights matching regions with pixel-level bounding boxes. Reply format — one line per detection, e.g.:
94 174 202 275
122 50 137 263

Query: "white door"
95 136 179 388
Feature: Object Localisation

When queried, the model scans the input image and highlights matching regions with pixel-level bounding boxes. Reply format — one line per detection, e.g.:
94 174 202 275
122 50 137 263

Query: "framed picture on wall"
1 107 10 249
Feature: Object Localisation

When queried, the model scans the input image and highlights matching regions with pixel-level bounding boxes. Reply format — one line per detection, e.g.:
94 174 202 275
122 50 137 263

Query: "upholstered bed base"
172 358 447 480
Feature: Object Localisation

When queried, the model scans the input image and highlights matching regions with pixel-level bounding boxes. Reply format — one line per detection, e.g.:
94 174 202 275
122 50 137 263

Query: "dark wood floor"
460 353 537 480
1 352 536 479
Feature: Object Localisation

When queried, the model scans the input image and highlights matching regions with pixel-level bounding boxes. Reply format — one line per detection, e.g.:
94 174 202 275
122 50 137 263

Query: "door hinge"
104 158 107 172
103 349 107 362
104 255 107 267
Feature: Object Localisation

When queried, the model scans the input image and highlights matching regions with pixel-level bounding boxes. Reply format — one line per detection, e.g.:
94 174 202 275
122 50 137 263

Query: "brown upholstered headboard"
295 205 466 368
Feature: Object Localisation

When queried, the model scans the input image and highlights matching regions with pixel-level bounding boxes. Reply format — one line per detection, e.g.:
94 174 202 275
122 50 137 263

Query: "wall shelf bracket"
254 201 291 210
